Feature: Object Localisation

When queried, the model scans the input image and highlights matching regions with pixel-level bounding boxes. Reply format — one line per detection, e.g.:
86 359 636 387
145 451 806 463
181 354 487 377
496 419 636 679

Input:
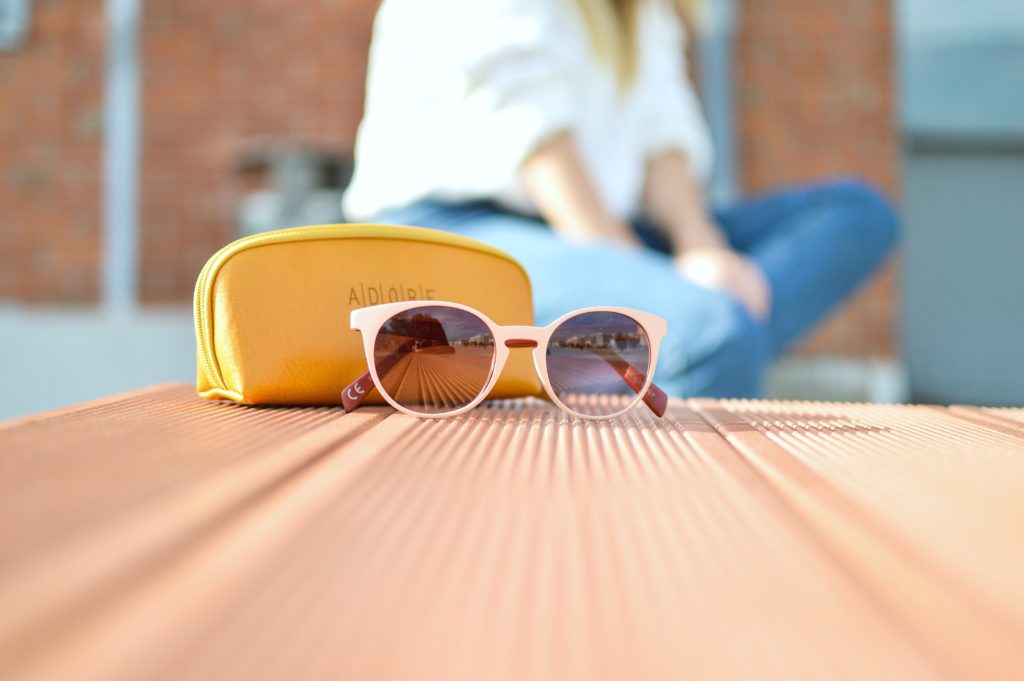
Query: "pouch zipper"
194 224 528 392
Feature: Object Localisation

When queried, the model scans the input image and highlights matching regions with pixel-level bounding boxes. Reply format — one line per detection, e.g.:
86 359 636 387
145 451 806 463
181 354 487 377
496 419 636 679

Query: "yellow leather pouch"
195 224 542 405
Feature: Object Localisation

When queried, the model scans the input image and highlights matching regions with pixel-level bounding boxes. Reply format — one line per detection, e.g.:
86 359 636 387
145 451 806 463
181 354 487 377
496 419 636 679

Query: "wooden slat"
988 408 1024 425
691 399 1024 679
0 385 387 673
947 405 1024 435
1 386 1023 680
0 385 351 564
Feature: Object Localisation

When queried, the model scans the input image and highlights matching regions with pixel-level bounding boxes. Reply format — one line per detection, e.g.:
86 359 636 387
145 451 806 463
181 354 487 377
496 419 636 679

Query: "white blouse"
343 0 713 221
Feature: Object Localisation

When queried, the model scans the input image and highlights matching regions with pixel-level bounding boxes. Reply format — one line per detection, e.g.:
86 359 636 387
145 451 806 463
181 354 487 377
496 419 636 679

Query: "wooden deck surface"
1 384 1023 680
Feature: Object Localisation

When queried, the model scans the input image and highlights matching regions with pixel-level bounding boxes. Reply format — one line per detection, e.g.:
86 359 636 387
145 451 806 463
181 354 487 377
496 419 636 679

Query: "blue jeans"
375 178 898 398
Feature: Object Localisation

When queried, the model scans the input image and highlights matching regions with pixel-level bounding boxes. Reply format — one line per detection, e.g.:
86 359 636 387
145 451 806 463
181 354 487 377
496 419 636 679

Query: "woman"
343 0 898 398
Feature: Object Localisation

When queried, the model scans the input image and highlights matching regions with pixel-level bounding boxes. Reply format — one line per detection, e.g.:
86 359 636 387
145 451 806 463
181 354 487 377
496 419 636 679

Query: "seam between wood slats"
675 401 951 675
1 410 428 681
688 399 1024 679
944 405 1024 438
0 383 185 431
0 408 386 676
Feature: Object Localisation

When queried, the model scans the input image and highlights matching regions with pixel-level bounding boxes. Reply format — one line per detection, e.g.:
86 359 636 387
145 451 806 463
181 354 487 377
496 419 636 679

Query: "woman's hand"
643 150 772 320
676 248 772 321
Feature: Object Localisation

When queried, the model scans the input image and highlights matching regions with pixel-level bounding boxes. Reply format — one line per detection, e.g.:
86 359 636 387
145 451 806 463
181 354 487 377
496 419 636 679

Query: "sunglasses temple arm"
601 351 669 418
342 371 375 413
647 385 670 417
342 338 420 413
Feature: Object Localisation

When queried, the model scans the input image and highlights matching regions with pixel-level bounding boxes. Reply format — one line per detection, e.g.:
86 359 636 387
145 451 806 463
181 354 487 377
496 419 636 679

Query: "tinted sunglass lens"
546 311 651 417
373 306 495 415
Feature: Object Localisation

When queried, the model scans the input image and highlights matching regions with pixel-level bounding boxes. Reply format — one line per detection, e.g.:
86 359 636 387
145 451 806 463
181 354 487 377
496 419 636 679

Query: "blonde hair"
573 0 699 90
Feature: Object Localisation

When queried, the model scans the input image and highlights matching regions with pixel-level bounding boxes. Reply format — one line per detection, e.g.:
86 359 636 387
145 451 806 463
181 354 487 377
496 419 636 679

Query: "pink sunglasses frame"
342 300 669 420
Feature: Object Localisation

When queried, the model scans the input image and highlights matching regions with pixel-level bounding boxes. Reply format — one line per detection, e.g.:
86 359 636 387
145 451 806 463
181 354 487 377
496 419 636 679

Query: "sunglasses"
341 301 668 420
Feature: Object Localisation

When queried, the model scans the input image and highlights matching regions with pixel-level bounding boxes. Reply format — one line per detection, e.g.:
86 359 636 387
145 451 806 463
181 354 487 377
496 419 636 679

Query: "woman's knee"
823 177 901 256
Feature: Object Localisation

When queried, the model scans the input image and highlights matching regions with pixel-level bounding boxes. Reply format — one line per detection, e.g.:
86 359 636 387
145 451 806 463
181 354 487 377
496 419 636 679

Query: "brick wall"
0 0 105 303
139 0 377 302
735 0 900 355
2 0 899 356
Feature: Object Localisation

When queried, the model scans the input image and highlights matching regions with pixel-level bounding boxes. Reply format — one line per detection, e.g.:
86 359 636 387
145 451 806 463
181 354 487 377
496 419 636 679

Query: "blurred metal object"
0 0 30 51
236 139 352 236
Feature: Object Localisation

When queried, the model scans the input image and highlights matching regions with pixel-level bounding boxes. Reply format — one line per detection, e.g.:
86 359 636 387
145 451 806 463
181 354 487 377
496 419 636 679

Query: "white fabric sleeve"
639 2 714 183
439 0 585 189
